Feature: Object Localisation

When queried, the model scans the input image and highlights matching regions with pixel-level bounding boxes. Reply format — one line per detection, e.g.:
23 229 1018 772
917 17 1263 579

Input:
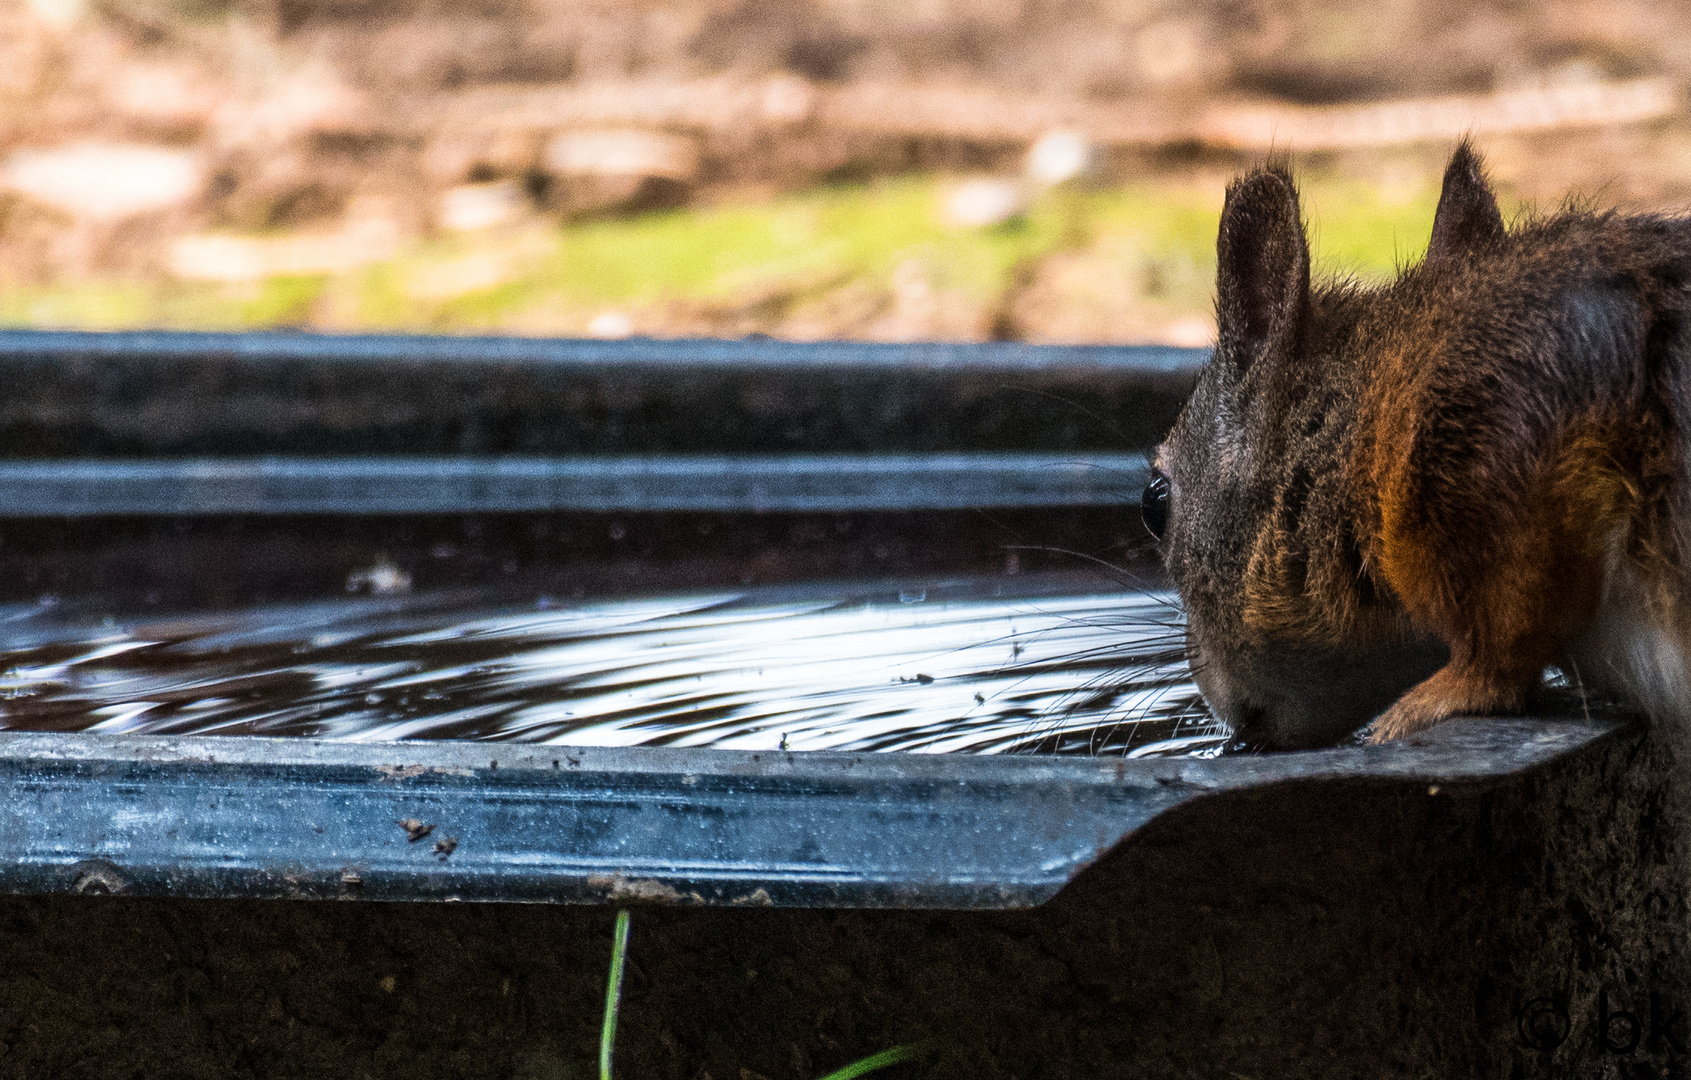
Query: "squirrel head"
1150 145 1501 748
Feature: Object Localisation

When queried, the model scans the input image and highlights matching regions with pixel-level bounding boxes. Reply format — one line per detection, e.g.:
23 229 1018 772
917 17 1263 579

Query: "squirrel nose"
1221 704 1275 753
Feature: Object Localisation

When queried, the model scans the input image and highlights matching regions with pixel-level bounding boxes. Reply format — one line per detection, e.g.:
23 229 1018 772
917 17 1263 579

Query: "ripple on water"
0 574 1220 756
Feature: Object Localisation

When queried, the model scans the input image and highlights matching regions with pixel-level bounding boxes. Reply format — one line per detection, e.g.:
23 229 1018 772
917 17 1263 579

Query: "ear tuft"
1216 164 1310 370
1425 140 1504 267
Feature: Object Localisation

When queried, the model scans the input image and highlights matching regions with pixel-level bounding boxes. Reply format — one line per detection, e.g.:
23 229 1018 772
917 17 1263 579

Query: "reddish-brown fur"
1154 141 1691 748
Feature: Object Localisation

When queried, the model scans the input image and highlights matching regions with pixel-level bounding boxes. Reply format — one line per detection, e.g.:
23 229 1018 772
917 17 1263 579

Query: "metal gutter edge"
0 452 1148 515
0 329 1208 374
0 717 1629 909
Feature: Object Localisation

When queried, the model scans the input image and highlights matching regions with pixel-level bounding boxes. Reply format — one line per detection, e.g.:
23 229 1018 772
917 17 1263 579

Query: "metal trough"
0 329 1631 907
1 719 1625 907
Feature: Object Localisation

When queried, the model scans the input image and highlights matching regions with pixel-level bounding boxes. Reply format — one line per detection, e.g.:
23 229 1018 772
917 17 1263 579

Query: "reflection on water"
0 574 1219 756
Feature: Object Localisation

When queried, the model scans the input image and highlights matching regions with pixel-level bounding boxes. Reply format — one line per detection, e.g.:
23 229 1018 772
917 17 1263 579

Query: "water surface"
0 573 1217 756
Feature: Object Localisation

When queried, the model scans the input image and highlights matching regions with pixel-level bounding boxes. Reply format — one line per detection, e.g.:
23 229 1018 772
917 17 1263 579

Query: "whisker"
1000 544 1149 585
995 384 1134 444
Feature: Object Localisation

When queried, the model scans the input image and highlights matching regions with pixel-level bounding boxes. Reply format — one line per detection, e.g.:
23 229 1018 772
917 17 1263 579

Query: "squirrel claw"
1365 664 1530 743
1365 704 1448 743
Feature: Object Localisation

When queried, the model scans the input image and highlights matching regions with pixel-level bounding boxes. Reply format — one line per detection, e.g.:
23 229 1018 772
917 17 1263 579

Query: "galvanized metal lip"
0 716 1628 909
0 452 1147 515
0 328 1207 374
0 330 1204 460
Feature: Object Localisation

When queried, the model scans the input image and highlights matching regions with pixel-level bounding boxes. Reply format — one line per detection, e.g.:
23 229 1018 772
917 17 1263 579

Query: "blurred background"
1 0 1688 343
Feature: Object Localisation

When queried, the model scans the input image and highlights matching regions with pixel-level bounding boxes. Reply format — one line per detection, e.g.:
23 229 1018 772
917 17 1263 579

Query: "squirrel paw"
1366 698 1451 743
1366 664 1529 743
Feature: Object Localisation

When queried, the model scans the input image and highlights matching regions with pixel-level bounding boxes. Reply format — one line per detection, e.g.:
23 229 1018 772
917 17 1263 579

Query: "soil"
0 719 1681 1080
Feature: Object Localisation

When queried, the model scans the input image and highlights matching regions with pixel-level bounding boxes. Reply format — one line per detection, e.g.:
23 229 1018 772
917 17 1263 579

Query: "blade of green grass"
814 1043 925 1080
599 908 632 1080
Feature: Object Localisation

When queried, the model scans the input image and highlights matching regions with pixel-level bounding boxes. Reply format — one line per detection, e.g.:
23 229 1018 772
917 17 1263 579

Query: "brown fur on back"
1360 212 1687 676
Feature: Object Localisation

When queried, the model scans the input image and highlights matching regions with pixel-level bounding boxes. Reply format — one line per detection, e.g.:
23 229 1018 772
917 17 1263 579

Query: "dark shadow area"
0 507 1153 610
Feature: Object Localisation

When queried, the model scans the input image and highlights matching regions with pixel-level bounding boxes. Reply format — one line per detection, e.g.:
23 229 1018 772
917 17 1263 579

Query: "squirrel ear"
1216 165 1309 369
1425 140 1504 266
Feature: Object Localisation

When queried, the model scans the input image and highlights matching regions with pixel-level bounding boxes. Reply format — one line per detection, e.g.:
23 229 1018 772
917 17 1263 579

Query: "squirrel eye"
1141 469 1171 539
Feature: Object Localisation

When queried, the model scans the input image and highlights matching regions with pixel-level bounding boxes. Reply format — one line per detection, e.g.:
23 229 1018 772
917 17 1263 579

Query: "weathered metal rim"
0 716 1631 909
0 452 1147 515
0 328 1206 373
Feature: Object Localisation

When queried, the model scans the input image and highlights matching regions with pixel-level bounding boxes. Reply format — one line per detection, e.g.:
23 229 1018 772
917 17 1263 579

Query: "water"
0 573 1219 756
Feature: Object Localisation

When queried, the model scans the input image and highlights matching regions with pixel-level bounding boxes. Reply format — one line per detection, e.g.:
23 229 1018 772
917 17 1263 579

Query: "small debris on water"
397 818 434 842
347 558 412 595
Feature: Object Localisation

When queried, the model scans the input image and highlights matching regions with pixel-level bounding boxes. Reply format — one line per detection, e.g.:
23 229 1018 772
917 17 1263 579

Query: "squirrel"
1143 140 1691 750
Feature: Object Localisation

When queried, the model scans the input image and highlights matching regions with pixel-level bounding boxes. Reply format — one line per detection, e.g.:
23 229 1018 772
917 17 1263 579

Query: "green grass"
600 908 631 1080
0 274 328 330
813 1044 928 1080
0 169 1445 336
596 908 926 1080
342 177 1081 332
1298 174 1442 281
